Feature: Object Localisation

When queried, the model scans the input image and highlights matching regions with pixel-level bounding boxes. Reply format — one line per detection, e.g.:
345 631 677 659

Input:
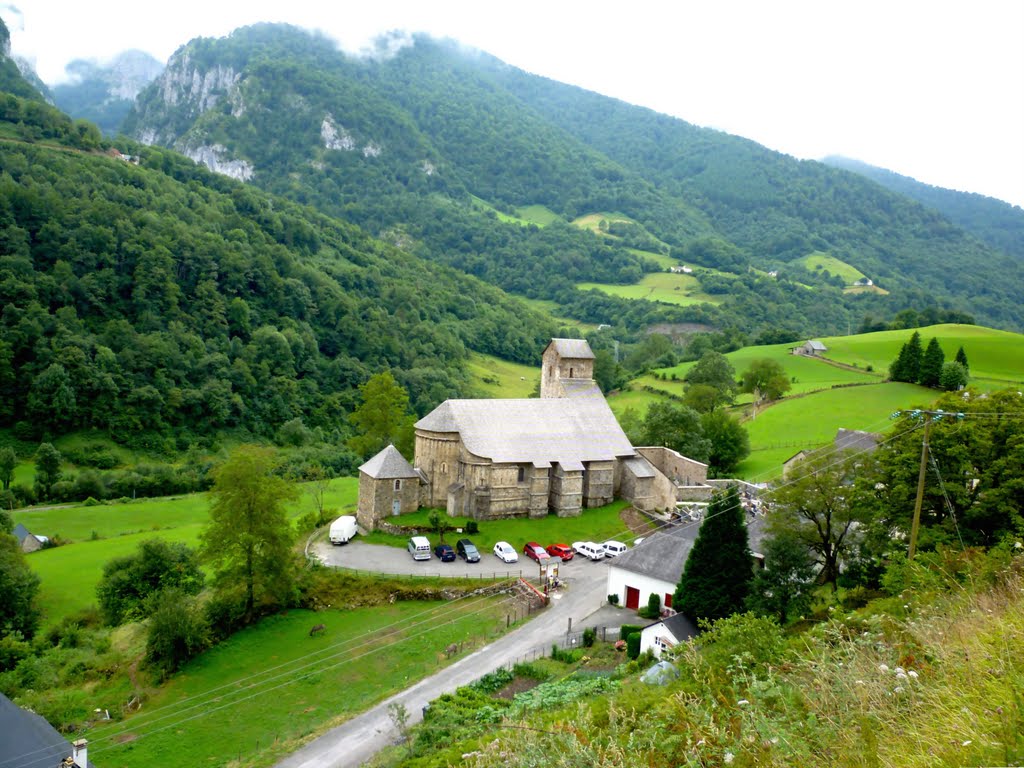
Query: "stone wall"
636 446 709 486
549 465 583 516
356 472 420 531
414 429 461 507
583 461 615 507
540 344 594 399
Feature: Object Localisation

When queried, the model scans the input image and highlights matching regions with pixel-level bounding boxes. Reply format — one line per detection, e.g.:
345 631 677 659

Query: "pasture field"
577 271 722 307
511 295 596 332
91 599 512 768
735 382 936 481
606 386 665 419
630 248 677 269
819 324 1024 387
361 499 645 551
466 351 540 398
469 195 534 226
795 251 867 284
514 204 561 226
15 477 361 626
572 211 633 234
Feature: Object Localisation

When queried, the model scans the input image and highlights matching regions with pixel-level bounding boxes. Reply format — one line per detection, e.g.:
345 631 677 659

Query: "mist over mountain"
50 50 163 135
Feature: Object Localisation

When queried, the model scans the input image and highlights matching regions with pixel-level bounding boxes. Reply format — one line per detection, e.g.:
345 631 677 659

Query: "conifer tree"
919 337 945 388
889 331 923 383
674 485 753 623
955 346 969 372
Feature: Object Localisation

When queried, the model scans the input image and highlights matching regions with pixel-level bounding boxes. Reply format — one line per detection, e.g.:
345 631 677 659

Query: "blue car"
434 543 456 562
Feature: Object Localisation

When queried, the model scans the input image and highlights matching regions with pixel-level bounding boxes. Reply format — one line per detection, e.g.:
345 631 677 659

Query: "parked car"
523 541 550 563
572 541 605 561
493 541 519 563
456 538 481 563
602 540 628 557
407 536 431 561
434 543 456 562
546 543 574 561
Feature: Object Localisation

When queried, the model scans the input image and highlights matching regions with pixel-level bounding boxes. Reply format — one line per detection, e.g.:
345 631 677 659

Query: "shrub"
0 632 32 672
465 520 479 535
626 631 642 660
619 623 642 642
639 592 661 619
204 590 248 642
145 590 209 680
608 593 620 605
582 627 597 648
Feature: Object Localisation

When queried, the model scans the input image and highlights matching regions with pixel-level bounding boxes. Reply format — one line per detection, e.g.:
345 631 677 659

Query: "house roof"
11 523 30 543
358 444 419 479
546 338 595 360
806 340 827 351
415 391 635 465
0 692 77 768
643 611 698 643
834 428 880 454
611 514 766 586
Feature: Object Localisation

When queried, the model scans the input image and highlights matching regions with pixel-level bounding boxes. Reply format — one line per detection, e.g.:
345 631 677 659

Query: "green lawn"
466 352 540 398
362 499 645 553
91 599 511 768
577 271 722 307
735 382 937 481
606 386 667 419
515 204 561 226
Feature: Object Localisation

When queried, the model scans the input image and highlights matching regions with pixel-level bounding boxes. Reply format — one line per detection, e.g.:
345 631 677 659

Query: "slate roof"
11 523 30 543
415 392 635 465
358 444 419 479
648 611 699 643
547 338 595 359
806 340 828 351
0 692 77 768
611 514 767 585
622 455 656 479
834 428 880 454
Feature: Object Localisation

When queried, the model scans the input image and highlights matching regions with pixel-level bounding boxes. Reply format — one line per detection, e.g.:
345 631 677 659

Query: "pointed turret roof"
359 444 418 479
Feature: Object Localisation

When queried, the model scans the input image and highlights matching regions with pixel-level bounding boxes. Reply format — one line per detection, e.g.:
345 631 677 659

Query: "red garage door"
664 592 673 609
625 586 640 610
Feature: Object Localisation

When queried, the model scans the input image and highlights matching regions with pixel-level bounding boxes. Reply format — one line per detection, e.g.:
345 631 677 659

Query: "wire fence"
334 567 526 581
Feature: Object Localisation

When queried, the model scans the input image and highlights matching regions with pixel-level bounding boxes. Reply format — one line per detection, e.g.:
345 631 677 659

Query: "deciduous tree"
684 351 737 410
739 359 791 414
0 448 15 491
96 539 205 625
746 528 817 624
34 442 61 501
200 446 299 623
0 531 41 640
640 402 711 462
348 371 415 459
700 410 750 476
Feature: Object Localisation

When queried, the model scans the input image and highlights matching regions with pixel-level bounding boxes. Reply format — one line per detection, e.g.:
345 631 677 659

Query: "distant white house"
798 340 828 356
852 277 874 287
669 265 693 274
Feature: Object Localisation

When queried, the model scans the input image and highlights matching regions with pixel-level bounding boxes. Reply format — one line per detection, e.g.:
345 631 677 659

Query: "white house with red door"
606 512 765 615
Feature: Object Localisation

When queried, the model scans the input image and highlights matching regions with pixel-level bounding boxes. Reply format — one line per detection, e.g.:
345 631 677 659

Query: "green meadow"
795 251 866 283
735 382 936 481
466 351 540 398
577 271 722 307
91 599 511 768
14 478 360 626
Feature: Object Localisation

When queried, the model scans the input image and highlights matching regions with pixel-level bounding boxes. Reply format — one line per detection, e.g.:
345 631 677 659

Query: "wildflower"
895 666 906 676
1014 541 1022 550
724 752 735 764
879 664 889 673
770 738 779 745
893 685 904 694
896 672 908 681
738 699 750 706
908 670 919 679
962 740 972 747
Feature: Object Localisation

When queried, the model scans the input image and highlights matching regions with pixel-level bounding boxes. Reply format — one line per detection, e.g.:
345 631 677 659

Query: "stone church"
356 339 708 531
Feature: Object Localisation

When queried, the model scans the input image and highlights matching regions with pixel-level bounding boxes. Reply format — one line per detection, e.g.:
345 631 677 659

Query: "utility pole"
891 408 964 560
907 414 932 561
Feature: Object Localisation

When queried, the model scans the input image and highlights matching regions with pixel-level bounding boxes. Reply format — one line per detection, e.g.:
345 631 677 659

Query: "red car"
523 541 550 563
546 543 574 561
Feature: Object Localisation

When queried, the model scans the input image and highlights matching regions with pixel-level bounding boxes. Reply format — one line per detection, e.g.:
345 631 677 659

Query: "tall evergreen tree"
889 331 923 383
955 346 969 372
674 485 753 623
919 337 945 388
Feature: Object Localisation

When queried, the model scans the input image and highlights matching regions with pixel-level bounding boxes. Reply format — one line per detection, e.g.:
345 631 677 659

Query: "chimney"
72 739 88 768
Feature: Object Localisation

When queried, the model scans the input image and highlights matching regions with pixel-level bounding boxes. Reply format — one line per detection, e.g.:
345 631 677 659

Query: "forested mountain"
119 26 1024 332
51 50 164 136
823 155 1024 259
0 86 555 446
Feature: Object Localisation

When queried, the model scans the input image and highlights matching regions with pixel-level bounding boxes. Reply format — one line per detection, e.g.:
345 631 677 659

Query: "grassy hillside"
795 251 867 283
577 272 723 307
736 382 936 480
466 352 540 398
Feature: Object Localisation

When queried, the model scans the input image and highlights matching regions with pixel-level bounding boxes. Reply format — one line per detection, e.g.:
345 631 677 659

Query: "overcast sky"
4 0 1023 208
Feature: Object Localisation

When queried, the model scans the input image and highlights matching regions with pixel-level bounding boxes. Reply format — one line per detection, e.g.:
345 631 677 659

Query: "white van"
572 541 605 561
407 535 431 561
329 515 358 545
602 540 627 557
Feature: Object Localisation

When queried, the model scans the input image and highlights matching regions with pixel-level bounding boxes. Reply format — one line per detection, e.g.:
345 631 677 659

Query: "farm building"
798 340 828 356
355 445 421 531
639 612 698 658
357 339 711 529
11 523 48 553
834 428 880 454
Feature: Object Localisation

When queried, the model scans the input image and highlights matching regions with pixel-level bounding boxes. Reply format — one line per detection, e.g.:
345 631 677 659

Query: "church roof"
547 338 595 359
359 444 419 479
0 692 77 768
415 392 635 465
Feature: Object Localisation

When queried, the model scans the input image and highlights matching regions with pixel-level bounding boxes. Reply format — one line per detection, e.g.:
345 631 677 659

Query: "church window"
569 367 574 378
393 479 401 491
441 462 447 474
517 466 526 483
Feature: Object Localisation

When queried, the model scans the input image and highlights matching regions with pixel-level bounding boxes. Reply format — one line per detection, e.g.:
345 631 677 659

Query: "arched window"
569 367 574 378
517 466 526 483
441 462 447 474
393 479 401 491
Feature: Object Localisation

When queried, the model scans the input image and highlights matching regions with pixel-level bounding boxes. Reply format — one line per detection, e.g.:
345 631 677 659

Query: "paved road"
276 543 617 768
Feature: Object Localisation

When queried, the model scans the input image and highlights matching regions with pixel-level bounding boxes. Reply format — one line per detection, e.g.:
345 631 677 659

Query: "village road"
275 545 617 768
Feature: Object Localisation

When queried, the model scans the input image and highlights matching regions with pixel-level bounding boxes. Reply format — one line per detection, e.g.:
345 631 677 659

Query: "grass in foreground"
88 597 513 768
